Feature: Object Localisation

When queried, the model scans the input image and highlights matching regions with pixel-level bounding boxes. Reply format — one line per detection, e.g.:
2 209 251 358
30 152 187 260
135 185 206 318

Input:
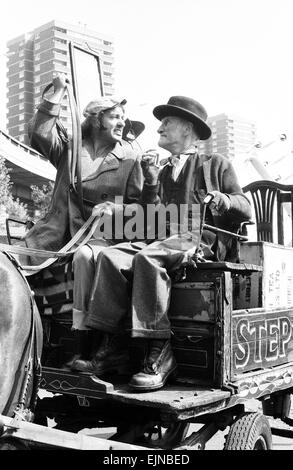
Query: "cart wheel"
0 437 30 450
224 412 272 450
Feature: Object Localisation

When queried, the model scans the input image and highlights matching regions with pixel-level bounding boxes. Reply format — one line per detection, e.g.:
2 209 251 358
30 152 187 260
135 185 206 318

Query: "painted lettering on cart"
234 316 292 369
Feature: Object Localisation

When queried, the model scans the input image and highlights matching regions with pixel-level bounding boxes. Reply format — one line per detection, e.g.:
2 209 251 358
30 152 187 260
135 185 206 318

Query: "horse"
0 250 43 418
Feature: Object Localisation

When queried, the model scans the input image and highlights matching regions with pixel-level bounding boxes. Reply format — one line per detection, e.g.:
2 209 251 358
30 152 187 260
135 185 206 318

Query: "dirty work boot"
72 333 130 375
128 339 177 392
69 330 103 371
64 330 94 370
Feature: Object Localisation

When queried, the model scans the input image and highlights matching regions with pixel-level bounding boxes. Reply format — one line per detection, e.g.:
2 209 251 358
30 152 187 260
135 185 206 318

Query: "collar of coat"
109 140 129 160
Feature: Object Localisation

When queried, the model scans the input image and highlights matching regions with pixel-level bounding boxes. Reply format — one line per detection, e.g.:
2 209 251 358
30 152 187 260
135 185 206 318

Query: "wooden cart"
1 244 293 450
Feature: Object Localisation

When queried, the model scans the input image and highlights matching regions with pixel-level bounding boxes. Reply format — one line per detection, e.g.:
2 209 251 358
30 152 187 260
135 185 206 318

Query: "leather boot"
64 330 94 370
72 332 130 375
128 339 177 392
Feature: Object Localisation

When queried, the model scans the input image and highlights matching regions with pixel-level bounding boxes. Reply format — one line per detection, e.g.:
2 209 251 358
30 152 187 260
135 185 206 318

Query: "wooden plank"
0 415 149 450
226 362 293 404
195 262 262 272
223 272 233 386
40 368 231 413
231 308 293 377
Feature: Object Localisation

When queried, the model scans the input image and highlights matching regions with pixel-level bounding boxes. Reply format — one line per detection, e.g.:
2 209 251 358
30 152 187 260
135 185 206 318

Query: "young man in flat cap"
23 73 143 368
74 96 252 391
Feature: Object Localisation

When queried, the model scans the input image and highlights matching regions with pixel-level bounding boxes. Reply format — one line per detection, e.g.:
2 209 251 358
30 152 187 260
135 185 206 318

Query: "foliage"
0 156 28 227
30 182 54 220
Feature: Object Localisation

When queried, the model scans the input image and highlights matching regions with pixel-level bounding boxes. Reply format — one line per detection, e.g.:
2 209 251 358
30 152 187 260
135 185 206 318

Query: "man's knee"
73 245 93 266
73 246 95 279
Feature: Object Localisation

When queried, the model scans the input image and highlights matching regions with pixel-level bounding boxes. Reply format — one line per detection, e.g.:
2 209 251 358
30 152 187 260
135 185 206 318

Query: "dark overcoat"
24 99 143 254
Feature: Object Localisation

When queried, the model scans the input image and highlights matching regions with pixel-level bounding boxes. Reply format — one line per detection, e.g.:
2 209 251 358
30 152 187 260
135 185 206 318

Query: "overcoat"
24 99 143 256
141 152 252 260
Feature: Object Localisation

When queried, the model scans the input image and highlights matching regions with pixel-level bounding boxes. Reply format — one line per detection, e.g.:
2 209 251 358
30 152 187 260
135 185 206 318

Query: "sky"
0 0 293 150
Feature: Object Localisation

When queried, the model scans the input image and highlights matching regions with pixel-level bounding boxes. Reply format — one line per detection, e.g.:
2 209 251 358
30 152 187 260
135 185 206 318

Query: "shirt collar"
177 144 198 156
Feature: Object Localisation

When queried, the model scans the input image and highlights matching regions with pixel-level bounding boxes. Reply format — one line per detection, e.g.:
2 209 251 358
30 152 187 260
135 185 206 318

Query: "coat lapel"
83 142 125 181
202 157 213 193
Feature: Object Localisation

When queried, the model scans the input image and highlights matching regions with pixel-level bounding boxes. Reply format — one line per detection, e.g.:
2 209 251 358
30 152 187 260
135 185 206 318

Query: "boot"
128 339 177 392
72 332 130 375
64 330 94 370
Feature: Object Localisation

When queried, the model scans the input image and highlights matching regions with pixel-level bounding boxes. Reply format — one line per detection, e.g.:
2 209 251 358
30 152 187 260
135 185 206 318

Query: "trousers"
86 239 189 339
72 238 115 330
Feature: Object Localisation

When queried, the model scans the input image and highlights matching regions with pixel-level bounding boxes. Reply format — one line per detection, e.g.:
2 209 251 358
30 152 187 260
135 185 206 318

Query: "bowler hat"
153 96 211 140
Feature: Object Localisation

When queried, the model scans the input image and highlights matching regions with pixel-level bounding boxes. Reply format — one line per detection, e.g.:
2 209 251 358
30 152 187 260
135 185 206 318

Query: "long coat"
24 99 143 256
141 152 252 261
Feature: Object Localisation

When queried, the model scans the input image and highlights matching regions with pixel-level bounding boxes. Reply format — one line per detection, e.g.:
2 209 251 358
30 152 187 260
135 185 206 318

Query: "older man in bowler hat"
73 96 252 391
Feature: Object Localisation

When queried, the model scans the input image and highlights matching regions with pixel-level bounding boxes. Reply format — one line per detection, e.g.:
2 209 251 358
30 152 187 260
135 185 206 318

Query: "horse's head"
0 252 42 416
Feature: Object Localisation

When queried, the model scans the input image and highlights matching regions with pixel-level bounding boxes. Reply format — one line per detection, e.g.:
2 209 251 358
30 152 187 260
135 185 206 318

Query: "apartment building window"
19 103 24 110
35 54 40 61
104 61 112 66
104 72 112 77
55 48 67 55
35 64 40 71
35 43 41 50
103 40 112 46
56 60 67 67
35 33 40 39
61 105 67 111
35 75 40 83
19 60 24 67
19 50 24 58
104 82 112 87
19 82 24 89
35 86 40 94
55 27 67 33
19 70 24 78
103 51 112 56
55 38 67 45
19 124 25 131
19 113 25 121
19 92 24 99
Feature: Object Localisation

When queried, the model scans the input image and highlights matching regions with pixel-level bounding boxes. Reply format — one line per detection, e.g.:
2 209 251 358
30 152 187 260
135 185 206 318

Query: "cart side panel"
236 242 293 310
169 271 228 387
231 307 293 380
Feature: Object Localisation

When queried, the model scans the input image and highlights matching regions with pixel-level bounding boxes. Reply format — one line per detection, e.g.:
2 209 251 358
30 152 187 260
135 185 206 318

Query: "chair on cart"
242 179 293 246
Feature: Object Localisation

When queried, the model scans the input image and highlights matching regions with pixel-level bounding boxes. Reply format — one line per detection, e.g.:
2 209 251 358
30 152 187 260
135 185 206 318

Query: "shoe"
72 333 130 375
63 330 94 370
128 339 177 392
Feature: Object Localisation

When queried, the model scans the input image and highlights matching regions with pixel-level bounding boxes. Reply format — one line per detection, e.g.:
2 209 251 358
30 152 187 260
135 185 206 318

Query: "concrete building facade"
6 20 115 145
198 113 257 161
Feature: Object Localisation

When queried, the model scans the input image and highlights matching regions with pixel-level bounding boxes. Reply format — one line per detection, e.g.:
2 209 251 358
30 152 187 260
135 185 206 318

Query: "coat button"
101 193 108 200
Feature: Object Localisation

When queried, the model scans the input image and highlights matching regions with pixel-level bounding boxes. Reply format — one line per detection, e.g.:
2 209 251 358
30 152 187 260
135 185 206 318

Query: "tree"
30 182 54 220
0 156 28 229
